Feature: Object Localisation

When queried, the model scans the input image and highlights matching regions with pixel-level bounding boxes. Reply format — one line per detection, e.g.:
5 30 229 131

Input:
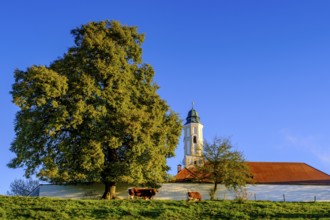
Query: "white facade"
31 183 330 202
183 123 204 167
183 107 204 167
30 183 134 199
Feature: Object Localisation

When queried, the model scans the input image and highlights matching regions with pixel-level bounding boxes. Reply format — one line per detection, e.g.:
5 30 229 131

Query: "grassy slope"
1 196 330 220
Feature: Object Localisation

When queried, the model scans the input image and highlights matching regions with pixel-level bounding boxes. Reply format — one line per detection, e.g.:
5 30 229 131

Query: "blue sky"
1 0 330 194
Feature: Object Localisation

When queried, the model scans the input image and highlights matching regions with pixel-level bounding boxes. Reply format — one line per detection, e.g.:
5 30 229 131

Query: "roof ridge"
302 162 330 177
176 162 330 184
184 167 198 177
246 161 304 164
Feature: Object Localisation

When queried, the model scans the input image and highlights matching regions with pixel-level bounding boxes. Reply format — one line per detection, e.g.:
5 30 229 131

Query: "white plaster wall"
246 184 330 202
37 183 330 201
158 183 330 202
39 183 134 199
183 122 204 166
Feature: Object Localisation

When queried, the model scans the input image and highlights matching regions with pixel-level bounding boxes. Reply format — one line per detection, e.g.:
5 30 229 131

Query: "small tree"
197 137 252 200
7 178 39 196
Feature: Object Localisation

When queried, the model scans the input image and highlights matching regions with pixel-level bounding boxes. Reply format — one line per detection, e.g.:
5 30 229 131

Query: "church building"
176 107 330 185
29 106 330 201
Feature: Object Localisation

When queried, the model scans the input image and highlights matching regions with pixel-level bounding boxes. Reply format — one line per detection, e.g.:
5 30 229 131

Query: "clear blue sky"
1 0 330 194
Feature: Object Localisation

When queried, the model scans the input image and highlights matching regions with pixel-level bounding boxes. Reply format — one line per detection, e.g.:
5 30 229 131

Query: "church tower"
183 106 204 167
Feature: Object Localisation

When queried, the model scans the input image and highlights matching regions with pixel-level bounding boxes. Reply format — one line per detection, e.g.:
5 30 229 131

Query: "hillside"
1 196 330 219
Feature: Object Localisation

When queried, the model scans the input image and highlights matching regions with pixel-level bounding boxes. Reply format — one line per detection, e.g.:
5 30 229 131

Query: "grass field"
1 195 330 219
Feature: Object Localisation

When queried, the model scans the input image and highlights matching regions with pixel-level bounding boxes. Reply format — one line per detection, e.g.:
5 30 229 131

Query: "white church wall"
37 183 134 199
157 183 330 201
246 184 330 201
35 183 330 201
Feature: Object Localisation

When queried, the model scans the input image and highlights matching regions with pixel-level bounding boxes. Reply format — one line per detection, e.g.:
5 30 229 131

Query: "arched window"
193 136 197 144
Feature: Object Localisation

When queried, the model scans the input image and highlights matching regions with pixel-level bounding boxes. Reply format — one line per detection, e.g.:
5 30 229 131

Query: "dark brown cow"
128 188 158 200
187 191 202 201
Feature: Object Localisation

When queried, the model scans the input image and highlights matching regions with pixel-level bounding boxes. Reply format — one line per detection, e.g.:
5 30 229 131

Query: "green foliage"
197 137 252 198
9 20 182 189
2 196 330 219
6 178 39 196
234 188 249 204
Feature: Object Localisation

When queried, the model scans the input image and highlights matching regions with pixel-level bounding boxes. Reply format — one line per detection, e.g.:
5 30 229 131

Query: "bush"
0 207 6 219
234 188 249 203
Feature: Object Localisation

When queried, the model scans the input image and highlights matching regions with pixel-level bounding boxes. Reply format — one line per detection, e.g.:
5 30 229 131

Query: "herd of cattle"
127 187 202 201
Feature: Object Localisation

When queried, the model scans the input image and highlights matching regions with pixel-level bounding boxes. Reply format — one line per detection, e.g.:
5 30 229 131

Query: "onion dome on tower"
185 107 201 124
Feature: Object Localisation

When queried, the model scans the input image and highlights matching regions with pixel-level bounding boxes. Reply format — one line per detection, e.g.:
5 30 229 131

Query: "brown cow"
187 191 202 201
128 188 158 200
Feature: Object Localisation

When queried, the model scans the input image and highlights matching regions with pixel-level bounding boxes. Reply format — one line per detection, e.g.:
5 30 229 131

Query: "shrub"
234 188 249 203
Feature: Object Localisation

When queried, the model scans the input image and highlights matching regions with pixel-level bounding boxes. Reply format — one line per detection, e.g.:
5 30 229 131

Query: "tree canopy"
197 137 252 200
9 20 182 199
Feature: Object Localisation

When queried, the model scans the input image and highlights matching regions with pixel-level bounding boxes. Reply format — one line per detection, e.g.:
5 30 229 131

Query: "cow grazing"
187 191 202 201
128 188 158 200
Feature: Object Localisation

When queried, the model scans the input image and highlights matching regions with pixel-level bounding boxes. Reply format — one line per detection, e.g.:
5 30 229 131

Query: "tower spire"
185 104 200 124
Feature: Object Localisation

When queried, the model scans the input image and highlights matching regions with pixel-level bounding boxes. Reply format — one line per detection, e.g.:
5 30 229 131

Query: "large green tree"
197 137 252 200
9 20 182 199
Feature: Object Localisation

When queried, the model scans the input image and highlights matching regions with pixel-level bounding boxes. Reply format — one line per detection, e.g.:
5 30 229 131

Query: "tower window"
193 136 197 144
193 127 197 134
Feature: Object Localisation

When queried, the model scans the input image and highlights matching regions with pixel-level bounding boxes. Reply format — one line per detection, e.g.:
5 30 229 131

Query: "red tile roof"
175 162 330 185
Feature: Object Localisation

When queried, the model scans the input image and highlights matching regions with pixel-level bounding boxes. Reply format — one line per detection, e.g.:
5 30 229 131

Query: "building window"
193 136 197 144
193 127 197 134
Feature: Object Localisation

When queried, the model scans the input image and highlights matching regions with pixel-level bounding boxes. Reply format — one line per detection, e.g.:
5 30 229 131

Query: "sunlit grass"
1 195 330 219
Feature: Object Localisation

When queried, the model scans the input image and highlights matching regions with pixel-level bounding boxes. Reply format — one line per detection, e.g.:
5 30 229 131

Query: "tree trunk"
101 182 116 200
213 182 218 193
210 182 218 200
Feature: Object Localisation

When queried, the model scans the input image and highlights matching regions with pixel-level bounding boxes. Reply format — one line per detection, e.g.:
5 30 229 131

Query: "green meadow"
1 195 330 219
